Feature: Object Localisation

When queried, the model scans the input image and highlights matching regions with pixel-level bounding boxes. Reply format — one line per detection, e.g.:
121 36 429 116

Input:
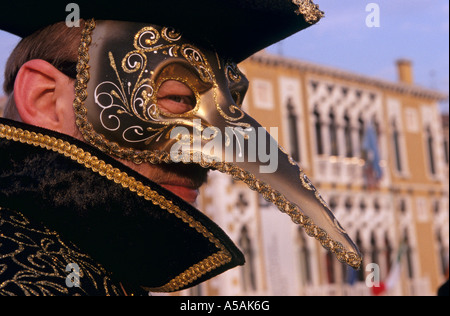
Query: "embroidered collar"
0 118 244 292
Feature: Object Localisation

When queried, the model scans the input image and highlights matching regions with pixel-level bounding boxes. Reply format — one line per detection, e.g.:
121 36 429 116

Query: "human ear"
13 59 78 136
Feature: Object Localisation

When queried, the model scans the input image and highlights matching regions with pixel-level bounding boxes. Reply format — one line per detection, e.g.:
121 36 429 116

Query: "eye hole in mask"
157 80 196 115
153 62 214 117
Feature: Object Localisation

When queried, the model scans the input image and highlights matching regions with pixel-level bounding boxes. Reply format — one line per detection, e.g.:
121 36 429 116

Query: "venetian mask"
74 19 362 269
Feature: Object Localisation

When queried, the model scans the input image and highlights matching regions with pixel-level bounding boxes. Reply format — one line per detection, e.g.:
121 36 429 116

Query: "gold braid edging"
0 123 232 292
218 160 362 269
145 252 230 292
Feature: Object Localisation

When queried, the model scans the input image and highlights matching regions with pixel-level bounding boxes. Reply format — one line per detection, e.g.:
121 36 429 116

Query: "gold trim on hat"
292 0 324 24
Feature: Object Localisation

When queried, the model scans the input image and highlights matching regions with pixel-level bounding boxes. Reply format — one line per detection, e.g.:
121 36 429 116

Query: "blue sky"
1 0 448 112
267 0 449 112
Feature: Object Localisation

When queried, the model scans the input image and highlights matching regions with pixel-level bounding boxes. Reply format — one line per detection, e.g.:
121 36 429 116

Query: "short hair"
2 20 84 119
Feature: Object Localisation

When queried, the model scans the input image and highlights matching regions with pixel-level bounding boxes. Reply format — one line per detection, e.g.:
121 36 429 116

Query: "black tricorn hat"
0 0 323 62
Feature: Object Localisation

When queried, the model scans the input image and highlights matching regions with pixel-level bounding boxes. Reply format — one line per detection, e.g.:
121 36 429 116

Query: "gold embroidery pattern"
0 207 123 296
292 0 324 24
0 123 233 292
72 20 361 270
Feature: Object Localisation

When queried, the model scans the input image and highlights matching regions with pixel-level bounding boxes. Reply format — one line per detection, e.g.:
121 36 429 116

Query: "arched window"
370 232 379 265
287 98 300 161
434 201 449 276
345 197 353 213
392 120 403 173
344 112 353 158
372 116 382 158
358 115 365 158
236 192 249 214
443 137 449 165
239 225 257 292
360 199 367 214
314 106 324 155
426 126 436 176
325 251 335 284
297 228 312 285
399 198 407 215
329 109 339 156
403 230 414 279
384 232 393 274
436 229 448 276
374 198 381 213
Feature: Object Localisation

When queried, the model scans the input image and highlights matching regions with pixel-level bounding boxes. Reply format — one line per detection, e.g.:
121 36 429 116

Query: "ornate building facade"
182 52 448 296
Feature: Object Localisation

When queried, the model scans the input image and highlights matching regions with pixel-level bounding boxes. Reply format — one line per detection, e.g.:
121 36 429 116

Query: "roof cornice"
247 52 448 102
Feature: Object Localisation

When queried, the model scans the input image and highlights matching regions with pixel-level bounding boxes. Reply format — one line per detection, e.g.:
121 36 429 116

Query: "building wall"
180 52 449 296
0 96 6 117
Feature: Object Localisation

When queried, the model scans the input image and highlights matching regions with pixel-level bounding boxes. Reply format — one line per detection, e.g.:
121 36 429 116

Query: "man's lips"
160 184 199 204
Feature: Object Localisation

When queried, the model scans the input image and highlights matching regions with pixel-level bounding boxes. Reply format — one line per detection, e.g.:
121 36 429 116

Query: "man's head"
2 20 211 204
1 2 362 269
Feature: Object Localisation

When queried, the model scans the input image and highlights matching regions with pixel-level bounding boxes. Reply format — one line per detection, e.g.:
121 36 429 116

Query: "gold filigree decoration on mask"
162 27 182 42
215 61 249 127
93 24 217 148
181 44 215 84
225 62 243 83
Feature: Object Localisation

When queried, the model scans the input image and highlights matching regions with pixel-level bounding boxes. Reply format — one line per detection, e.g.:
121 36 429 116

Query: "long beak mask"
74 20 362 269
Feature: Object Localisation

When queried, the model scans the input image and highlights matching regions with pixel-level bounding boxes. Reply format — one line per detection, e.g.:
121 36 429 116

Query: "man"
0 1 361 296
